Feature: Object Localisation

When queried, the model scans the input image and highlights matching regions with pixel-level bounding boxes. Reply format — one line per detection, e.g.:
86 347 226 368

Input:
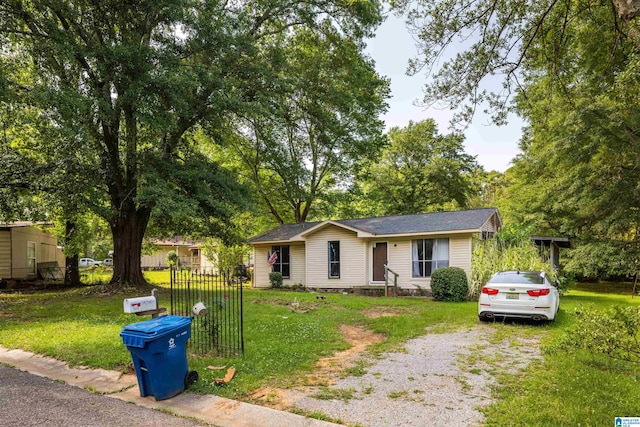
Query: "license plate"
506 293 519 300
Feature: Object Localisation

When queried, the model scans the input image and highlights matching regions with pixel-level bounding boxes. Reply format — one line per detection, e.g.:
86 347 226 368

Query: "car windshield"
489 272 544 285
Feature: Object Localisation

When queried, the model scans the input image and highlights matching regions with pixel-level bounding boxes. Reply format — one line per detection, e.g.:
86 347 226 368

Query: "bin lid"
120 315 192 348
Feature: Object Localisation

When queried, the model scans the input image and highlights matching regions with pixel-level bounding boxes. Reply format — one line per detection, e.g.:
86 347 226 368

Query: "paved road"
0 364 208 427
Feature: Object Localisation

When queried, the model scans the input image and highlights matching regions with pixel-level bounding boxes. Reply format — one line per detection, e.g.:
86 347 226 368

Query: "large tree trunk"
63 221 81 286
109 207 152 289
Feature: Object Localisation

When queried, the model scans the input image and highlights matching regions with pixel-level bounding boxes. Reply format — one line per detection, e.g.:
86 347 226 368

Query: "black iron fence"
170 268 244 356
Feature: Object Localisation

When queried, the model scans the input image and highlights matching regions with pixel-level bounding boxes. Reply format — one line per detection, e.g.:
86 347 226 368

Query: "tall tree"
400 0 640 126
0 0 382 287
506 3 640 279
359 119 479 215
402 0 640 278
455 0 640 279
219 25 389 224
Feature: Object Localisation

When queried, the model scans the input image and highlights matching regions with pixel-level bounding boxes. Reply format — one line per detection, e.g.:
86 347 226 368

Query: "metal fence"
170 268 244 356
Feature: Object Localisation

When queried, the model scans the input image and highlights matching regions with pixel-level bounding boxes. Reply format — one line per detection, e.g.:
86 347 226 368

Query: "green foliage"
549 305 640 363
563 241 640 281
143 149 250 245
398 0 640 283
166 251 179 267
269 272 283 289
399 0 637 125
312 387 357 403
202 239 250 275
0 0 385 286
470 226 553 299
52 213 111 260
357 119 479 216
430 267 468 302
212 25 389 224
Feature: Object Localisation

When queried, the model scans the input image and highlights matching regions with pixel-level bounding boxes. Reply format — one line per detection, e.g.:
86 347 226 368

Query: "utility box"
124 296 157 314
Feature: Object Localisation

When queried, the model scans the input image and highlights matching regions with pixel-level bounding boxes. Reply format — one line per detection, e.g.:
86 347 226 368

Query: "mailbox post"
123 289 166 318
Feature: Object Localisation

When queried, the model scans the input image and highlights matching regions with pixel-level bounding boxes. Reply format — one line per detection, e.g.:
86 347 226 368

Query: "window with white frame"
27 241 36 275
412 238 449 277
328 241 340 278
271 245 290 278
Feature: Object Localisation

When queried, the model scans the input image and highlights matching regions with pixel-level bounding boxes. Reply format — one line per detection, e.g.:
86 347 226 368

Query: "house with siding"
248 208 502 292
141 236 216 273
0 222 65 280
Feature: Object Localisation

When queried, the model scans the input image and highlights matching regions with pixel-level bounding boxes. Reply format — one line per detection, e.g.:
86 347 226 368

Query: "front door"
372 242 388 282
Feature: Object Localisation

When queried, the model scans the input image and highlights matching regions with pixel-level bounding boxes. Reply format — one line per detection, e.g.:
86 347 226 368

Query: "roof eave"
371 228 482 239
298 220 373 238
249 237 305 245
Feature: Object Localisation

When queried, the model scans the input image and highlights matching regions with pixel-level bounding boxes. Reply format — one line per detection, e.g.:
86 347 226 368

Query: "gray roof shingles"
248 208 499 243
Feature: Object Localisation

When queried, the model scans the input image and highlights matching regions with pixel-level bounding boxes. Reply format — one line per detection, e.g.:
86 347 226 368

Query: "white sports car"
478 270 560 322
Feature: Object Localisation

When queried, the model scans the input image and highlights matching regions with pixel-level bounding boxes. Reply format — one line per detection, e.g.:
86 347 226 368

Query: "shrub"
469 224 556 299
166 251 179 267
547 305 640 363
430 267 468 302
269 272 283 288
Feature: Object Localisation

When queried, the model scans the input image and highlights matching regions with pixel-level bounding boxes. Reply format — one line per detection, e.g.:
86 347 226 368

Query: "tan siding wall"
384 234 473 290
55 247 66 270
450 236 472 277
306 226 367 288
481 213 500 234
364 241 371 284
0 231 10 279
141 246 191 268
10 226 58 279
198 252 217 274
253 245 270 288
252 242 305 288
287 243 305 286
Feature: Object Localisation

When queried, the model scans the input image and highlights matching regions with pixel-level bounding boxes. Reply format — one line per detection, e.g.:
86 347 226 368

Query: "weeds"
312 387 357 403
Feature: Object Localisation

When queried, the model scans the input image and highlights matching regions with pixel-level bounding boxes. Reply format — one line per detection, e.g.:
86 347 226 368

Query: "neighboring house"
141 236 216 273
248 208 502 291
0 222 65 280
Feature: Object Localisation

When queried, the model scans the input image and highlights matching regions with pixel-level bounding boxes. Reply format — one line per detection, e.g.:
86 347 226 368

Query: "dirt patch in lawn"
308 325 384 385
249 324 384 410
248 387 296 411
361 306 405 319
251 298 333 314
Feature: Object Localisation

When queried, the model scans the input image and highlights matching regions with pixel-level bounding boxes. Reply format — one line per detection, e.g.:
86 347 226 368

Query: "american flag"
267 250 278 266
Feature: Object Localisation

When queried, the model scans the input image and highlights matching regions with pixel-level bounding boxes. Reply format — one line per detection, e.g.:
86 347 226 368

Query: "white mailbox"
123 296 157 313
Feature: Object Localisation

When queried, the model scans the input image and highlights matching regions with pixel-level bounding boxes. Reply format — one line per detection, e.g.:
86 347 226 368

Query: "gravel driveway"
290 324 543 427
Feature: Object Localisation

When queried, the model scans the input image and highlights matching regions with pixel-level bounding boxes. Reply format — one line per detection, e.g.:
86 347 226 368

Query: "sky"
365 13 525 173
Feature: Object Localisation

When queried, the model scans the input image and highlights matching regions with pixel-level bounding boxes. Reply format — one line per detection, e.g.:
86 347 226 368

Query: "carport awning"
531 236 572 248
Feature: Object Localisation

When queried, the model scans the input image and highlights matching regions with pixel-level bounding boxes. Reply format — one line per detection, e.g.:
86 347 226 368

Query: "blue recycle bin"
120 315 197 400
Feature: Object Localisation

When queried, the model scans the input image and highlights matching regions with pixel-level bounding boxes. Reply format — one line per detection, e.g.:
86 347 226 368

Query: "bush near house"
269 272 283 288
431 267 468 302
166 251 179 267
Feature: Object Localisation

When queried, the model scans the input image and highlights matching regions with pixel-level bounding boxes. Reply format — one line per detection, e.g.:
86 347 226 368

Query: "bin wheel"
185 370 199 388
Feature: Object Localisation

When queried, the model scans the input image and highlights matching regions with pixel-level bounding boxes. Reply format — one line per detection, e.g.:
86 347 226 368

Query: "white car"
79 258 99 268
103 258 113 267
478 270 560 322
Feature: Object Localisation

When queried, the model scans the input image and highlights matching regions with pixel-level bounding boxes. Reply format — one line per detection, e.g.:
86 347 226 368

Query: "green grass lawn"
1 277 639 426
480 283 640 426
